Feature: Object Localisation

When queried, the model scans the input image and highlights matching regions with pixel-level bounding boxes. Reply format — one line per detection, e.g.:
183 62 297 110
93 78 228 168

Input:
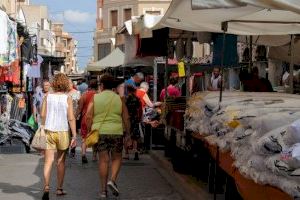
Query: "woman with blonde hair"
41 73 77 200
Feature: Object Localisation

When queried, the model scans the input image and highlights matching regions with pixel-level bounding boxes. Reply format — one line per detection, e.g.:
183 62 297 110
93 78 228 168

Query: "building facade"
52 23 78 74
94 0 171 61
0 0 29 17
20 5 56 56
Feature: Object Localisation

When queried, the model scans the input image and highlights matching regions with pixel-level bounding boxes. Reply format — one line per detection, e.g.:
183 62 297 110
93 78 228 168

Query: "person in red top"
136 82 154 110
76 79 98 164
160 77 181 101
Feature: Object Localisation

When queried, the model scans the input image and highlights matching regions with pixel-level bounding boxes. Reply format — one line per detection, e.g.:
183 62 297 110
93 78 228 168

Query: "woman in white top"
41 73 77 200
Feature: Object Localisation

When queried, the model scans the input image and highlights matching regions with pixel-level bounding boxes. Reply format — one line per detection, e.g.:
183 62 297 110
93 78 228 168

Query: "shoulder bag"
31 126 47 150
85 95 114 148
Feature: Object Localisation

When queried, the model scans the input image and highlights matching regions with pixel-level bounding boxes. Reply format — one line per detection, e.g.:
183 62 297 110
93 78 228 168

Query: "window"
110 10 118 27
98 43 111 60
124 8 132 21
145 10 161 15
98 8 102 19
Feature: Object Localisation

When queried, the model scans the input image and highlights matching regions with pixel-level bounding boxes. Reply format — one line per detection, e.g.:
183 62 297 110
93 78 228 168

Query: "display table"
191 133 293 200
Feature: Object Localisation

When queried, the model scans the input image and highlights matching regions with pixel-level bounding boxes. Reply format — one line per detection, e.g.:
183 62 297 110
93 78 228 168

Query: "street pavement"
0 151 183 200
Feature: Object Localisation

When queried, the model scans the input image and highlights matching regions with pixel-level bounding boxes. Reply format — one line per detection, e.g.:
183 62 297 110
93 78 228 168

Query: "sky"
31 0 96 70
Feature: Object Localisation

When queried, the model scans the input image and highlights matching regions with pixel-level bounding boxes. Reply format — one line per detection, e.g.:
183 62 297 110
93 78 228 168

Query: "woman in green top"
86 74 130 198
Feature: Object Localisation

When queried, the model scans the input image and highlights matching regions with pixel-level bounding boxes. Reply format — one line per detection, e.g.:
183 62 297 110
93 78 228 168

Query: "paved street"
0 151 183 200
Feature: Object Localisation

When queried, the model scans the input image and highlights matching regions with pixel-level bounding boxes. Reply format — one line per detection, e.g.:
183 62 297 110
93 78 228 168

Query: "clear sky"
31 0 96 70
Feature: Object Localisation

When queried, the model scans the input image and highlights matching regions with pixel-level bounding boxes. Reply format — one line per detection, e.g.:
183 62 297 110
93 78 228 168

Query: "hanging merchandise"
175 38 184 60
185 37 193 58
27 55 43 78
212 33 238 67
10 94 26 121
0 11 18 66
11 60 20 85
178 61 186 77
21 37 33 64
0 10 8 55
31 35 38 63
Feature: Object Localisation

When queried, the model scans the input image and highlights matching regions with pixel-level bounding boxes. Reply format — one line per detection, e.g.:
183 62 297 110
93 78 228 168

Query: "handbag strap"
96 93 115 131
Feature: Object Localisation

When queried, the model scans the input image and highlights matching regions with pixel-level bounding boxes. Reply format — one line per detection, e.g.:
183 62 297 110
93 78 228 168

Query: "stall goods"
186 92 300 197
0 117 35 149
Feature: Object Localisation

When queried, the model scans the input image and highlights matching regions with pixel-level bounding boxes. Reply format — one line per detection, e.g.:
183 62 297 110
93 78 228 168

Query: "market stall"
0 9 37 153
124 0 300 199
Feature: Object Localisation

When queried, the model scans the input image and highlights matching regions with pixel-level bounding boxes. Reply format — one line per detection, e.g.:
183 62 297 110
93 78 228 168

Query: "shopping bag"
27 115 38 131
31 126 47 150
85 130 99 148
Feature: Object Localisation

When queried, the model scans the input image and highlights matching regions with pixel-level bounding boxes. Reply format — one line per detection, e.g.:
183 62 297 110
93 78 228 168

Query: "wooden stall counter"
191 132 293 200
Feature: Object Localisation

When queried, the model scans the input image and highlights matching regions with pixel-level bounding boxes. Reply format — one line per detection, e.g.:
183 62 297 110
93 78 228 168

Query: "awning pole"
289 35 295 94
153 58 158 102
249 35 253 69
219 22 228 104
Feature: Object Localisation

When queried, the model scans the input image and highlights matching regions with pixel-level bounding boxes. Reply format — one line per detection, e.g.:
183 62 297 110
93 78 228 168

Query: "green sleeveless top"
92 90 123 135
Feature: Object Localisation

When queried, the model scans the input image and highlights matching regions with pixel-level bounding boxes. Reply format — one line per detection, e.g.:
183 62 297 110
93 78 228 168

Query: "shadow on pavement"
0 154 43 200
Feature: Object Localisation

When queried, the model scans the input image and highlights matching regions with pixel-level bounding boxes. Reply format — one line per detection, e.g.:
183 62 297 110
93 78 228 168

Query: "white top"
45 94 69 132
211 75 221 90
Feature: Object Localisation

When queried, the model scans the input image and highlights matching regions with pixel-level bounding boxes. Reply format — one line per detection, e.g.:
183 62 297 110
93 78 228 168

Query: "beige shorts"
45 130 70 150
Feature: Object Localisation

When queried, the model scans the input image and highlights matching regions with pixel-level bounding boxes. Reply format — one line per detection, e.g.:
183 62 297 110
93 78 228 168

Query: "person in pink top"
160 77 181 101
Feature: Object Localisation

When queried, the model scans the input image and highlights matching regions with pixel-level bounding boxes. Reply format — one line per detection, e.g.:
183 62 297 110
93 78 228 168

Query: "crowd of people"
35 72 165 200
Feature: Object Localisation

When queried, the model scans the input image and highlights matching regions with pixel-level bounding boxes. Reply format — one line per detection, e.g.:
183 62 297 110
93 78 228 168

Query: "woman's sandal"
42 186 50 200
56 188 67 196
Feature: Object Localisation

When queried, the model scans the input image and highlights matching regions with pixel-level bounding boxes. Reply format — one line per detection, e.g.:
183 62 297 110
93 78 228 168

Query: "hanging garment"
21 37 33 64
7 19 18 64
193 42 203 58
27 55 43 78
185 37 193 58
0 13 17 66
212 33 238 67
175 38 184 60
31 35 38 63
0 10 8 55
11 60 20 85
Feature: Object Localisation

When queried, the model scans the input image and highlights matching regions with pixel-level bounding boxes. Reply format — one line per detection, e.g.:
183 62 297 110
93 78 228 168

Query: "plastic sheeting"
186 92 300 197
154 0 300 35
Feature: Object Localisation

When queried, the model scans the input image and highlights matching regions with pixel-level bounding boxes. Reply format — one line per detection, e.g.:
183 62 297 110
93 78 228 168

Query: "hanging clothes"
0 11 18 66
0 10 8 55
212 33 238 67
21 37 33 64
27 55 43 78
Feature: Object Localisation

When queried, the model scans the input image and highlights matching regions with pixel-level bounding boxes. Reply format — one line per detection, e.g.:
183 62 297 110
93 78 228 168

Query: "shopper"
208 67 222 91
86 74 130 198
77 79 88 94
125 85 143 160
68 79 80 157
33 79 51 126
41 73 77 200
136 82 161 111
124 72 144 96
76 79 98 164
240 67 273 92
160 77 181 101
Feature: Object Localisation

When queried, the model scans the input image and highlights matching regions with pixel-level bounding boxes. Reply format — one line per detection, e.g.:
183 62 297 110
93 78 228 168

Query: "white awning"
141 0 300 35
86 48 124 72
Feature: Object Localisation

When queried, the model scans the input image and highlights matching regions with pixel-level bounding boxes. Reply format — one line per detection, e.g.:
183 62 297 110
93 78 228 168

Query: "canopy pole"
219 22 228 104
289 35 295 94
249 36 253 69
153 58 158 102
